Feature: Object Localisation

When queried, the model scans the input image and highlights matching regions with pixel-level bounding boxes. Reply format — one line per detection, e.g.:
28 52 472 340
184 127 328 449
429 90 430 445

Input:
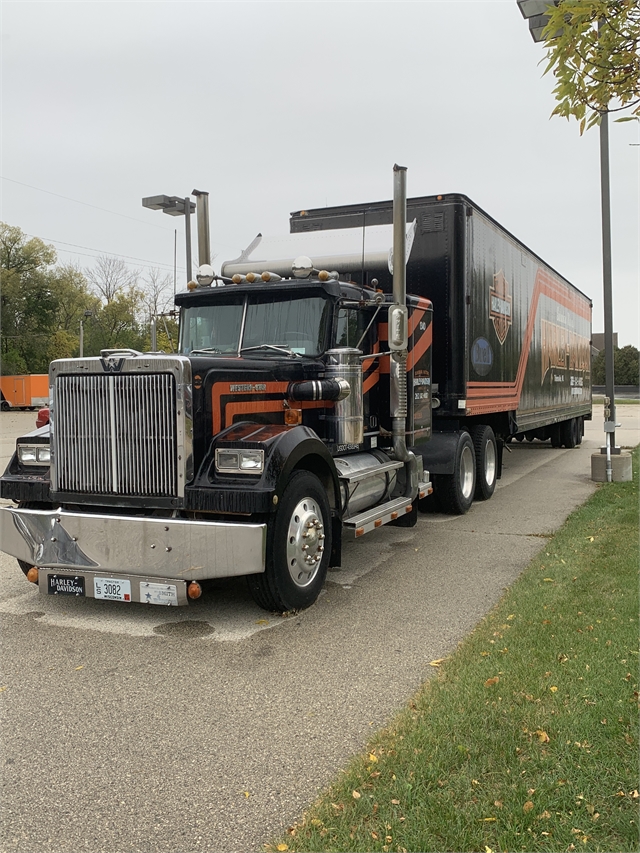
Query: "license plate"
48 574 85 596
94 577 132 602
140 582 178 606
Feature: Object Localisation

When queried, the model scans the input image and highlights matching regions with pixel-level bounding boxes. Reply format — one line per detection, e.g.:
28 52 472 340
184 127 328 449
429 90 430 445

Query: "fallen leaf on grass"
535 730 550 743
368 753 378 763
276 846 288 852
539 810 552 819
481 817 496 822
550 686 558 693
352 790 361 799
391 799 400 805
523 801 534 813
484 676 500 687
429 658 446 667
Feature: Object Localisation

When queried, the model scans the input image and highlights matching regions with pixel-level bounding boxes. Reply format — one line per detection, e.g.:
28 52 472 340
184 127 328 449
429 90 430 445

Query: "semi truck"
0 169 591 612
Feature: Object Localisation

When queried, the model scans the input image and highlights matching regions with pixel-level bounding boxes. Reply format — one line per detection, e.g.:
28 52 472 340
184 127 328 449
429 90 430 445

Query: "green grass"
592 396 639 405
271 448 639 853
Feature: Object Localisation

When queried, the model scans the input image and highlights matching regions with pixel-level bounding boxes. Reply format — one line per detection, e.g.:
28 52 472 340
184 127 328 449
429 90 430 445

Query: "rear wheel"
471 425 497 501
561 417 579 449
247 471 331 612
435 432 476 515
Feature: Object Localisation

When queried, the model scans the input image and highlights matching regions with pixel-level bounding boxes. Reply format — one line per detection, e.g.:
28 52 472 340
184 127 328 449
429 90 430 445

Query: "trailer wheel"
561 417 579 449
435 432 476 515
247 471 331 612
0 400 10 412
471 425 497 501
550 424 562 448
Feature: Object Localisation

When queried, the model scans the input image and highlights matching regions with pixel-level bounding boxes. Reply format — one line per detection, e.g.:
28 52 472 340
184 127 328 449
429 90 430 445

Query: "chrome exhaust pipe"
390 165 417 494
192 189 211 267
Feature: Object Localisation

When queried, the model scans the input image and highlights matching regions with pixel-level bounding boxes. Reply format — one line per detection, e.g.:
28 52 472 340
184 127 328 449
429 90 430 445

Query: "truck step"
343 479 432 537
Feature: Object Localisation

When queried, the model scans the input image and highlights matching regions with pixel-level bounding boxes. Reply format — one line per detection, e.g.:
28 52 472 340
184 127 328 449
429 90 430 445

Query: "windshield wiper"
240 344 302 357
189 347 223 355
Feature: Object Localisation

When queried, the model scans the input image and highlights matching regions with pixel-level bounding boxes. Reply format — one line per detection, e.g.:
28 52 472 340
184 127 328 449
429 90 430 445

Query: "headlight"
18 444 51 466
215 448 264 474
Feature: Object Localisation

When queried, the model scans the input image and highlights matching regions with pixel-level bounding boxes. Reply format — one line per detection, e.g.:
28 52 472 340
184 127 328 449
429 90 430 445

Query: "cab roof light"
261 271 282 282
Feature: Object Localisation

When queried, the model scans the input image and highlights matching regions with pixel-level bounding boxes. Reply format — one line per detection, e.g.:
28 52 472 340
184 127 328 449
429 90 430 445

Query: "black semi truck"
0 173 591 612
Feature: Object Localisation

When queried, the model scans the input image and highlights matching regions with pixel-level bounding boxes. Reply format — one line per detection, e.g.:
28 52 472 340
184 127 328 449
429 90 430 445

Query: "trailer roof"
290 193 592 304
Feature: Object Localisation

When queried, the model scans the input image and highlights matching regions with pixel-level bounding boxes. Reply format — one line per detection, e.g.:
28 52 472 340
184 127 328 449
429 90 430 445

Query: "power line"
1 176 173 231
26 233 185 273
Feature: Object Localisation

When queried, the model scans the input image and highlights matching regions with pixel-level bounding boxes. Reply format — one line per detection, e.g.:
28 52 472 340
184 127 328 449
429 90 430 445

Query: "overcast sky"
2 0 638 346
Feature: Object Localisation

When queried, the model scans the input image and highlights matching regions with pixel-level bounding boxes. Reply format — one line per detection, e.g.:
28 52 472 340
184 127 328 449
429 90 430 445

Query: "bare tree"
86 255 140 304
142 268 174 320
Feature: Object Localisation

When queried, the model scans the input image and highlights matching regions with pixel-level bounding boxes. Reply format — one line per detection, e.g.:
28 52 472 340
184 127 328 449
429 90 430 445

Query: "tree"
86 255 140 303
592 344 639 384
1 224 59 374
542 1 640 133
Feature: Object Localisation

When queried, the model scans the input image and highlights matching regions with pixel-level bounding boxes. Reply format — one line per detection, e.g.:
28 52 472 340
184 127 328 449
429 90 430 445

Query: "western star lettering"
230 384 267 392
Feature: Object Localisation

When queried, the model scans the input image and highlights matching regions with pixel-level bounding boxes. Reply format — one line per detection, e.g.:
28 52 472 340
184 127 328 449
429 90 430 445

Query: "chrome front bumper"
0 506 266 581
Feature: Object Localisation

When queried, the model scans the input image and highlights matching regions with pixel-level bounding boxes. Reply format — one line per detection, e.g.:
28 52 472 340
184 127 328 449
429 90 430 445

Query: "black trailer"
290 193 592 511
291 194 591 434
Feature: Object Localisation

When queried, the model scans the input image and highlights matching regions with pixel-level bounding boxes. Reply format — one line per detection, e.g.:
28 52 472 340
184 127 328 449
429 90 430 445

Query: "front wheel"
471 425 497 501
434 432 476 515
247 471 331 612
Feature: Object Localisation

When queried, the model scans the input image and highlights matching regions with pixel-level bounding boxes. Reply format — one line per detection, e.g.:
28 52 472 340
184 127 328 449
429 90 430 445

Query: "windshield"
179 293 331 357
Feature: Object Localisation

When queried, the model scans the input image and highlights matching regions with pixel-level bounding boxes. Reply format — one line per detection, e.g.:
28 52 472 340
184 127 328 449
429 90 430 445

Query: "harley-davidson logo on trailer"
490 270 512 345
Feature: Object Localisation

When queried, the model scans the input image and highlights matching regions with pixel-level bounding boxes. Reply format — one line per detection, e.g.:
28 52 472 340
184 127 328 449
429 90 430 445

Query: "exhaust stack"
389 165 416 492
192 189 211 267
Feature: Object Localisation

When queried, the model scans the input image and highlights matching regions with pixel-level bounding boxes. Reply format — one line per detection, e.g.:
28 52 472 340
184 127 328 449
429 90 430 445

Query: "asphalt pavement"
0 406 638 853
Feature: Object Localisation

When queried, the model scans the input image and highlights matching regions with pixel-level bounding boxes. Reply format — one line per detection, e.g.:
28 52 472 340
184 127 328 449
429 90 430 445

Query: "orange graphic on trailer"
490 270 512 345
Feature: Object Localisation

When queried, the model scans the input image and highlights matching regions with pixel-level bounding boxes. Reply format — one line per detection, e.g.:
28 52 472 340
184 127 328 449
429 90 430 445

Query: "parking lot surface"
0 406 637 852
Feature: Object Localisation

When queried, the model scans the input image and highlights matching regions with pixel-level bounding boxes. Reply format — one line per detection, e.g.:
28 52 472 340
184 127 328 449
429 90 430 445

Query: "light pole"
517 0 618 465
142 194 196 284
79 309 93 358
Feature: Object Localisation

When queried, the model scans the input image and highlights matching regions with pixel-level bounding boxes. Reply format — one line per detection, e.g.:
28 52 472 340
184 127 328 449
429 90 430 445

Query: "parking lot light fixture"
142 194 196 284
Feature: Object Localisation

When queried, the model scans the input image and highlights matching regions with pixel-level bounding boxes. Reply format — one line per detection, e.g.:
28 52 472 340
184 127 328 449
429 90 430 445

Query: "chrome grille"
53 373 178 496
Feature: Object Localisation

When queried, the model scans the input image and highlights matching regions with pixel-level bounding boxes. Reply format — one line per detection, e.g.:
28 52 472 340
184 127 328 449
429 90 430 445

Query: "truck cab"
0 260 432 613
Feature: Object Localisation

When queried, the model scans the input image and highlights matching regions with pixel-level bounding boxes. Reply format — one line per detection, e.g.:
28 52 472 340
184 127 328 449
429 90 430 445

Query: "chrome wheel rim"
286 497 325 587
484 439 497 487
460 445 475 500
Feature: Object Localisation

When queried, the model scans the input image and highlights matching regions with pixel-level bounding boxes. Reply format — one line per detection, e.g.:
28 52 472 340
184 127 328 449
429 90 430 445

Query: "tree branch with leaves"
542 0 640 133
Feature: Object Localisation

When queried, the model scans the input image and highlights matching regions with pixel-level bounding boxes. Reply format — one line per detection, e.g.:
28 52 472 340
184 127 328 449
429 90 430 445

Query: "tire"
561 417 579 449
470 425 497 501
515 433 525 442
576 417 583 445
434 432 476 515
247 471 331 612
550 424 562 448
0 400 10 412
